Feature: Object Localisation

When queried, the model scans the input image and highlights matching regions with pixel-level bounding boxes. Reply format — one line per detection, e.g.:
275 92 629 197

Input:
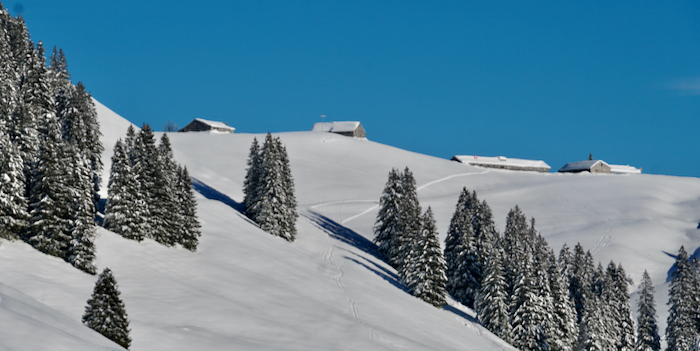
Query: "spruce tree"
502 205 531 295
577 293 611 351
404 207 447 307
82 268 131 349
666 246 698 351
635 270 660 351
152 133 178 246
0 130 28 239
254 133 297 241
396 167 422 278
547 248 577 351
444 187 480 306
176 165 201 251
25 117 73 259
104 138 148 241
243 137 262 221
374 168 403 267
66 148 97 275
476 240 511 343
606 262 635 351
509 251 550 351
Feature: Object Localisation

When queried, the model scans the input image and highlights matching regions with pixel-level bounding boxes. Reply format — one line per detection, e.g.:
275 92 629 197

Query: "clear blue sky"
9 1 700 176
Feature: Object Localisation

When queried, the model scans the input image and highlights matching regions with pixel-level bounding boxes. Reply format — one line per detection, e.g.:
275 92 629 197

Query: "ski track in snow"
591 222 617 256
325 172 488 225
318 216 397 351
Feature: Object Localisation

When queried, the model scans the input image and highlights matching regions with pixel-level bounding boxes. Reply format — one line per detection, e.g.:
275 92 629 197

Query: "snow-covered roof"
609 164 642 174
452 155 550 170
558 160 609 172
194 118 235 131
312 121 361 133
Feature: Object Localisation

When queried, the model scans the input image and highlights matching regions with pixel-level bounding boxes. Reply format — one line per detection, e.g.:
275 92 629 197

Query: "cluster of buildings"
177 118 640 175
451 155 641 174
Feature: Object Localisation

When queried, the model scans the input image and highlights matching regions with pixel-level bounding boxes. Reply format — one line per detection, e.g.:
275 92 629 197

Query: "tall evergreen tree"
510 251 550 351
444 187 480 306
104 139 147 241
606 262 635 351
502 205 532 295
374 168 403 267
66 147 97 274
395 167 422 278
403 207 447 307
635 270 660 351
25 117 73 259
666 246 699 351
243 137 262 221
546 247 577 351
176 165 201 251
253 133 297 241
0 130 28 239
576 293 612 351
476 239 512 343
82 268 131 349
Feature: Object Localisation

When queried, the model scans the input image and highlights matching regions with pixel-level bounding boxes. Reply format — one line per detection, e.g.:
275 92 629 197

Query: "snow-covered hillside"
1 101 699 349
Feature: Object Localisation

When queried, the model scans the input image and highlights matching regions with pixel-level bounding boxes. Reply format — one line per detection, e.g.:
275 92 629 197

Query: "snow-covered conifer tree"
0 130 28 239
25 118 73 259
243 137 262 221
635 270 660 351
444 187 480 306
666 246 699 351
546 248 577 351
176 165 201 251
254 133 297 241
66 148 97 274
396 167 422 277
502 205 531 294
476 239 511 342
509 252 550 351
404 207 447 307
104 139 148 241
374 168 403 267
82 268 131 349
606 262 635 351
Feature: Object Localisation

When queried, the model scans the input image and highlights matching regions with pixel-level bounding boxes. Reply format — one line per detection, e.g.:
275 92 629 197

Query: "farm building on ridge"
558 160 611 173
179 118 235 133
451 155 551 173
312 121 366 138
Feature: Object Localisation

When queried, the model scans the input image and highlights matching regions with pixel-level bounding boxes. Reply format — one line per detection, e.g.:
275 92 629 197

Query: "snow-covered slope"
1 101 699 349
0 277 126 350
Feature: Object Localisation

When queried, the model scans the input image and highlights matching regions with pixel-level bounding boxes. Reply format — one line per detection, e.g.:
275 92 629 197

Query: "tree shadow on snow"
191 178 245 214
304 210 380 260
344 256 408 293
665 245 700 283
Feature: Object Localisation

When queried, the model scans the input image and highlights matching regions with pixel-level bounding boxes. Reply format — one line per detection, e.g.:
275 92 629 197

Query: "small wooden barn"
451 155 551 173
558 160 611 173
179 118 235 133
311 121 366 138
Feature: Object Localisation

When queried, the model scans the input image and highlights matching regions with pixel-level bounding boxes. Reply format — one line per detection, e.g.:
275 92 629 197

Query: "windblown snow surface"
1 101 699 350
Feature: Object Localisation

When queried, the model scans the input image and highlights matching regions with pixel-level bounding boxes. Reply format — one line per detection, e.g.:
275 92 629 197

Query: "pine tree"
666 246 699 351
243 137 262 221
606 262 635 351
510 251 550 351
547 248 578 351
443 187 480 307
568 243 594 323
151 133 178 246
476 239 512 343
104 138 148 241
25 117 73 258
374 168 403 267
176 165 201 251
82 268 131 349
0 129 28 239
502 205 532 295
635 270 660 351
395 167 422 278
253 133 297 241
404 207 447 307
133 124 162 241
577 293 611 351
66 147 97 275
